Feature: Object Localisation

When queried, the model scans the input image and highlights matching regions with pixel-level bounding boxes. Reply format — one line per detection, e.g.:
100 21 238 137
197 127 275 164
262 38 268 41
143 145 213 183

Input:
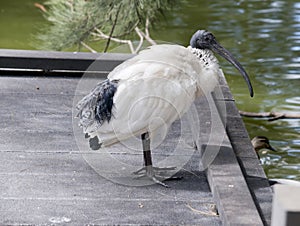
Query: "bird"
251 136 300 186
251 136 276 158
76 30 254 187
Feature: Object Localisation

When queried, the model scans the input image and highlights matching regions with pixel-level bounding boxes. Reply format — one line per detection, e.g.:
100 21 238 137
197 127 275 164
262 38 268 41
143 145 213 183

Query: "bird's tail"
76 79 119 134
75 82 103 134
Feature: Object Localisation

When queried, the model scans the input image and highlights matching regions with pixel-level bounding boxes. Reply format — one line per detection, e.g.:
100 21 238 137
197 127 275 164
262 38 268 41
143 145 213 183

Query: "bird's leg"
140 132 169 187
133 132 181 187
142 132 153 170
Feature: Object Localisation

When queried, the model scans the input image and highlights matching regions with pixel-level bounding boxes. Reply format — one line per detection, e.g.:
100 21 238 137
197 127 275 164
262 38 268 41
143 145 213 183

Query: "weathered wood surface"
0 49 133 75
215 77 274 226
0 50 273 225
0 76 220 225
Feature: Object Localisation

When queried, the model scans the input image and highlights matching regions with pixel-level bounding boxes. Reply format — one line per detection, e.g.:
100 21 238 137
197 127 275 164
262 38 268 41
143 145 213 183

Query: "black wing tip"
95 79 118 125
89 136 102 150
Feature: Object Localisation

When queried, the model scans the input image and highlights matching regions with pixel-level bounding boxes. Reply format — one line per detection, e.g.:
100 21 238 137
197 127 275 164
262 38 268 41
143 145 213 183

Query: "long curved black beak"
210 42 254 97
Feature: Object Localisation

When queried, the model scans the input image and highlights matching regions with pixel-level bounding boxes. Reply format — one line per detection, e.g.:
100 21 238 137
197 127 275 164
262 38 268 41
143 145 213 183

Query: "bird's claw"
133 165 182 187
133 166 176 176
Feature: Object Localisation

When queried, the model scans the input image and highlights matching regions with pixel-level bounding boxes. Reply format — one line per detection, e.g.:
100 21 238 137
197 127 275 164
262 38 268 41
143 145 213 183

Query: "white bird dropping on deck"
76 30 253 186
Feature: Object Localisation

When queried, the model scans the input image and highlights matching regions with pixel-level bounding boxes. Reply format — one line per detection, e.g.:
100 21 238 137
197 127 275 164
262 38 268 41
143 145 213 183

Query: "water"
0 0 43 49
0 0 299 180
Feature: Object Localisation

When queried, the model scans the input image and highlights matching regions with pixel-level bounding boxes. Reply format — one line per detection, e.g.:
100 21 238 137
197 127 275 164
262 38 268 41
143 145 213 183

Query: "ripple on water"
286 96 300 105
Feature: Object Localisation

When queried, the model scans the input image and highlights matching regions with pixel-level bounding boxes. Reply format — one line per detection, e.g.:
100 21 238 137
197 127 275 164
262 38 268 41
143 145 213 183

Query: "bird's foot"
133 165 176 175
133 165 182 187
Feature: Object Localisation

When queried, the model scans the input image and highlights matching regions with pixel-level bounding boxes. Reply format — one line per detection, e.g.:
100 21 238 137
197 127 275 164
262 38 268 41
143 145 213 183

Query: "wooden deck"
0 49 273 225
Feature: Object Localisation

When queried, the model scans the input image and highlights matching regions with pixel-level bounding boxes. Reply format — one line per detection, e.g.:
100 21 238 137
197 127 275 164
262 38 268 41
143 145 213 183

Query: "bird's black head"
190 30 254 97
190 30 217 49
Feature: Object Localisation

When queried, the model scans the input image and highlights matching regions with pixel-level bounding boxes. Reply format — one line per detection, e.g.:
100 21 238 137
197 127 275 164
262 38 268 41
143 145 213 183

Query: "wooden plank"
206 145 264 226
192 91 264 226
214 74 273 225
0 76 220 225
0 152 217 225
0 51 273 225
0 49 133 74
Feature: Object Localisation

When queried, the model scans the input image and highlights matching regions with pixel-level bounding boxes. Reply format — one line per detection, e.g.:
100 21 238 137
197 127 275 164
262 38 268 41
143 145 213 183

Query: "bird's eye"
204 34 212 41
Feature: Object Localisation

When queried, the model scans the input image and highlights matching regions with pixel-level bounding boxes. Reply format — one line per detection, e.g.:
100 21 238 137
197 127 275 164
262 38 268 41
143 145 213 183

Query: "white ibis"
76 30 254 187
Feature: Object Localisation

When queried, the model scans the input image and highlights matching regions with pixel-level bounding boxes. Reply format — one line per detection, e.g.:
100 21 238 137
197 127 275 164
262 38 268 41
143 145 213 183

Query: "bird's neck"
187 46 219 68
186 46 221 97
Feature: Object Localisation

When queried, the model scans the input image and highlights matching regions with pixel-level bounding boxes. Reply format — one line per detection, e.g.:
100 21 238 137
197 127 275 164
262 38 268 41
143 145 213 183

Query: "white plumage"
77 44 220 147
76 30 253 186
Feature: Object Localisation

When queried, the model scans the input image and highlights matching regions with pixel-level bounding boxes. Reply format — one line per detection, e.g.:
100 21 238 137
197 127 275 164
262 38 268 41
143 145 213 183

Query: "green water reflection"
0 0 299 180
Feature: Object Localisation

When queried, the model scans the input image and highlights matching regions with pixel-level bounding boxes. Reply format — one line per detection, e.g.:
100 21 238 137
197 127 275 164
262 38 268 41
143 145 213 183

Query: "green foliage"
37 0 178 51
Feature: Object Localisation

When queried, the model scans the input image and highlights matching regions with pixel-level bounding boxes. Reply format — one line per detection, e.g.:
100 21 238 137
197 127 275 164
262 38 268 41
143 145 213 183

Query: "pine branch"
104 3 122 52
239 111 300 121
134 27 144 53
145 17 151 38
93 28 135 53
80 41 97 53
144 17 157 45
37 0 179 51
34 3 47 12
134 17 157 47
